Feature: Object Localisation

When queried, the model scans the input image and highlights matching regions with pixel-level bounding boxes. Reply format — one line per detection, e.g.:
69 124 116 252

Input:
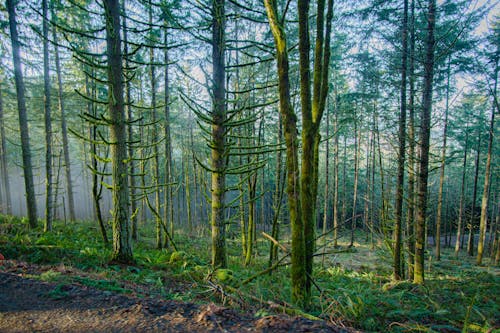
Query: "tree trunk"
0 82 12 215
122 0 138 241
436 57 451 261
322 103 330 253
211 0 227 268
477 55 498 265
468 135 481 256
269 115 284 266
333 101 339 248
163 22 174 245
52 8 75 222
87 71 108 244
350 119 360 248
6 0 38 228
406 0 416 280
414 0 436 285
455 128 469 257
393 0 408 280
42 0 53 232
148 2 162 250
264 0 305 306
104 0 133 263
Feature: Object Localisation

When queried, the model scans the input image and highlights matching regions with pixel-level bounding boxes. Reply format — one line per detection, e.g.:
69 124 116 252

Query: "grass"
0 214 498 332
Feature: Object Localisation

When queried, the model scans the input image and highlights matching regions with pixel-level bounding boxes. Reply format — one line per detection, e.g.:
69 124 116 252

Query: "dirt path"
0 269 353 332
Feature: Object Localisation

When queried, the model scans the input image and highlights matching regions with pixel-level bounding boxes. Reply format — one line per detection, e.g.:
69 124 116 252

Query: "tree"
104 0 133 263
393 0 408 279
52 2 76 222
477 25 499 265
6 0 38 228
42 0 54 232
0 80 12 215
414 0 436 284
264 0 304 305
211 0 227 268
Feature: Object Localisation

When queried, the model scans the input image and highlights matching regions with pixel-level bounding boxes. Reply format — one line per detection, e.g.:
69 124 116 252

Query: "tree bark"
406 0 416 280
0 82 12 215
393 0 408 280
6 0 38 228
477 54 498 265
148 1 162 250
122 0 138 241
163 21 174 245
414 0 436 285
468 135 481 256
455 128 468 257
264 0 305 306
104 0 133 263
436 57 451 261
211 0 227 268
52 6 75 222
42 0 53 232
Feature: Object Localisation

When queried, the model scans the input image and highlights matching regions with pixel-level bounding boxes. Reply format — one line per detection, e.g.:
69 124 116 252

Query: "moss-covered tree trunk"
406 0 416 279
42 0 53 232
264 0 305 306
211 0 227 269
435 58 451 261
393 0 408 280
414 0 436 285
104 0 133 263
6 0 38 228
122 1 138 241
477 55 497 265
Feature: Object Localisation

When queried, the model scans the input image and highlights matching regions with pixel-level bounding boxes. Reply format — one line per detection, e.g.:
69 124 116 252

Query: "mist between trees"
0 0 498 309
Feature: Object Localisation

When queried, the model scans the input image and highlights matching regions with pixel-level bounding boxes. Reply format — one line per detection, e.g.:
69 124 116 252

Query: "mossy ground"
1 214 498 332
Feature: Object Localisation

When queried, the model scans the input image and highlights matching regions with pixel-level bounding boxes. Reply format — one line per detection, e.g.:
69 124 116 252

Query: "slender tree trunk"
455 128 469 256
42 0 53 232
333 102 339 247
436 58 451 261
122 0 138 240
375 112 387 234
0 82 12 215
185 150 192 234
269 115 284 265
211 0 227 268
88 72 108 244
148 2 162 249
163 22 174 245
265 0 305 306
6 0 38 228
393 0 408 279
364 129 372 241
104 0 132 263
52 10 75 222
406 0 416 280
477 56 498 265
414 0 436 285
341 136 347 231
323 104 330 252
350 119 360 247
468 136 481 256
369 121 376 250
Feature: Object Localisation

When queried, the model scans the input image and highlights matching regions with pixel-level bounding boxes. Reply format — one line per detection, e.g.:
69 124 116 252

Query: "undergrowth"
0 214 498 332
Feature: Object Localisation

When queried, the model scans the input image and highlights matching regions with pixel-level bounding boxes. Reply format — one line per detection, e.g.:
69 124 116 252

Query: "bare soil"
0 261 355 332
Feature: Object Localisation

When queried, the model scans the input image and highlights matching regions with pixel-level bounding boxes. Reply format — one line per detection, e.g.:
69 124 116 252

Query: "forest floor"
0 261 350 332
0 216 499 332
